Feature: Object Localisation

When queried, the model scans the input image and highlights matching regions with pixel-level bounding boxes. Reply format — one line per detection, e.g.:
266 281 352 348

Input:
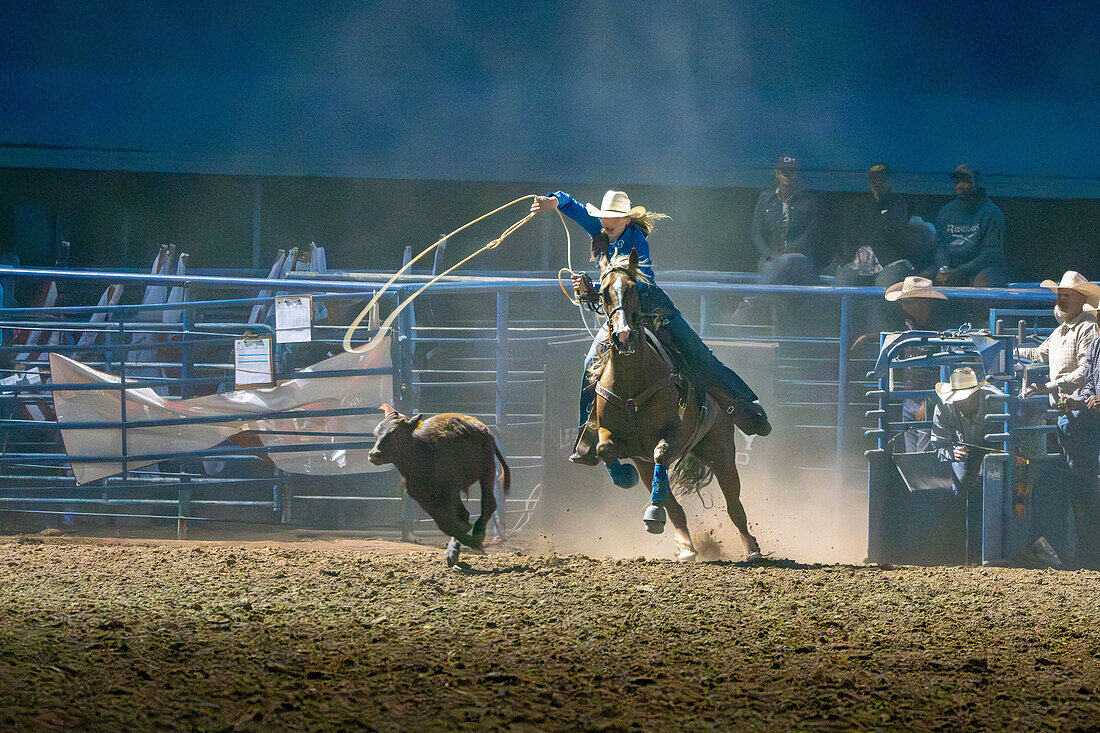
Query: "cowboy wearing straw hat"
1021 276 1100 568
1057 303 1100 569
883 276 948 451
931 366 1004 563
1016 271 1100 405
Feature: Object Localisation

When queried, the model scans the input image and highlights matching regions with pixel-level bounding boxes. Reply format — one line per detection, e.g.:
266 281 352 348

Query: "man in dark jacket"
751 155 821 285
836 163 916 334
836 163 913 289
931 367 1004 563
932 164 1008 287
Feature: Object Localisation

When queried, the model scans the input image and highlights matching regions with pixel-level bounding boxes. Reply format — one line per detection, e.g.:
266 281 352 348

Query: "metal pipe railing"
0 264 1075 539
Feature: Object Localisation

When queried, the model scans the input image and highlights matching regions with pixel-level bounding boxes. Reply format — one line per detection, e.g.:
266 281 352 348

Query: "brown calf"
368 404 510 565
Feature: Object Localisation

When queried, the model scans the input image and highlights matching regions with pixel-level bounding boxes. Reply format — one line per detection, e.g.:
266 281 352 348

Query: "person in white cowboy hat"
882 276 949 452
1056 308 1100 568
531 189 771 479
884 275 947 327
1015 271 1100 405
931 366 1004 563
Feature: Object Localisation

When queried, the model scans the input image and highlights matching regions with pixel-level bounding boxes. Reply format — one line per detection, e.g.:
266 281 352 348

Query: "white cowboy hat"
884 276 947 302
585 190 633 218
1040 271 1100 305
935 367 989 404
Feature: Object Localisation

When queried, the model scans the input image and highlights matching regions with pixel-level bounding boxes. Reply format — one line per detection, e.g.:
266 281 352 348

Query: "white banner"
49 341 394 484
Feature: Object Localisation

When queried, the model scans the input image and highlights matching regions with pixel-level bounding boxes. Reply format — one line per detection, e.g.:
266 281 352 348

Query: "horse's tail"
670 450 714 498
493 440 511 495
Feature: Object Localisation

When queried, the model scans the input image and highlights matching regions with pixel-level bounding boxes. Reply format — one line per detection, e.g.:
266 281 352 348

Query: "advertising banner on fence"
49 339 394 484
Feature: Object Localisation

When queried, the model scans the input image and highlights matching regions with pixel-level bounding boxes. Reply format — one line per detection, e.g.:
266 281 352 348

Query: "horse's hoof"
675 548 698 562
606 460 639 489
445 549 460 567
643 504 666 534
746 551 764 563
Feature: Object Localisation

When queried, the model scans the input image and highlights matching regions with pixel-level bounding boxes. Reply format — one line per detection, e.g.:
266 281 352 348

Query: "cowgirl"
532 190 770 469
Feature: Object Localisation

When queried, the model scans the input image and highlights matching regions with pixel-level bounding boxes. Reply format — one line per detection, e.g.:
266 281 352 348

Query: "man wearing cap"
1015 272 1099 404
932 164 1008 287
931 366 1004 562
836 163 913 289
1057 314 1100 569
750 156 822 284
884 276 948 451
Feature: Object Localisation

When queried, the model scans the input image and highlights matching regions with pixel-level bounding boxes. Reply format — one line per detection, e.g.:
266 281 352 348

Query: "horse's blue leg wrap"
606 459 639 489
651 463 670 505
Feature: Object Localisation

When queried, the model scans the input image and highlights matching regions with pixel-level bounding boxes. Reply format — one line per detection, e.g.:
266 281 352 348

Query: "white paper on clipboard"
275 295 312 343
234 336 274 387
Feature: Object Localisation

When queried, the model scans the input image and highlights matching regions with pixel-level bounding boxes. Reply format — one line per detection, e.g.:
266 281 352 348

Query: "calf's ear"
379 403 397 416
406 413 424 429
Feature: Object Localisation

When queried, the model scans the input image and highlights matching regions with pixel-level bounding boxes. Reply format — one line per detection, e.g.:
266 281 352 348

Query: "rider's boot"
709 385 772 437
569 422 600 465
570 385 600 465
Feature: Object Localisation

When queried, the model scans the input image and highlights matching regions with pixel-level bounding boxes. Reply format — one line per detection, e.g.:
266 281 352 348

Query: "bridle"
599 273 639 356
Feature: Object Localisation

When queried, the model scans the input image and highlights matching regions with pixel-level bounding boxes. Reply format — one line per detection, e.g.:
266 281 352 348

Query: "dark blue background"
3 1 1097 196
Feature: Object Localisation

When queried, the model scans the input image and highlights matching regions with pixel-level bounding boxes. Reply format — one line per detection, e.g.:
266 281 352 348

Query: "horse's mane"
600 253 653 285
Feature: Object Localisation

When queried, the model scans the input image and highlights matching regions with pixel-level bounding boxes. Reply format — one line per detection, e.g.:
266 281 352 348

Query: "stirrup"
569 423 600 466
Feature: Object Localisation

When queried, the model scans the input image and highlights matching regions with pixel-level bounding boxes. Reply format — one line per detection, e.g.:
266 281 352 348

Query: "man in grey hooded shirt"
932 164 1008 287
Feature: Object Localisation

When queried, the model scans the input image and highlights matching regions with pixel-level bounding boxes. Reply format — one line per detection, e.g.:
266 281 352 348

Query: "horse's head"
599 248 646 356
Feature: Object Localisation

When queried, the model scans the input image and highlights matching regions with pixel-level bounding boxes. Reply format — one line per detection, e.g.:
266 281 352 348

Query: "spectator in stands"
1015 271 1100 405
1057 309 1100 569
836 163 913 290
743 156 821 334
884 276 948 451
931 366 1004 563
751 155 821 285
836 163 916 335
932 165 1008 287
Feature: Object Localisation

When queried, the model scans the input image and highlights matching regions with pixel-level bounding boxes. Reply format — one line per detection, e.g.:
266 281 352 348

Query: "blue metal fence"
0 263 1067 546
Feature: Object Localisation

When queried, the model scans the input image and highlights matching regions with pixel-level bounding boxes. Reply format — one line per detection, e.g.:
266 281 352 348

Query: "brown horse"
590 250 762 561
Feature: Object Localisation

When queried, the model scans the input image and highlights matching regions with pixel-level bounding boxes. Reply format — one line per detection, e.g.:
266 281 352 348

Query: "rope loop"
341 195 597 353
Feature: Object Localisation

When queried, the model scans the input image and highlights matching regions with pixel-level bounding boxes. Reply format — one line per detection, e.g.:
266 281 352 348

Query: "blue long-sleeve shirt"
551 191 657 282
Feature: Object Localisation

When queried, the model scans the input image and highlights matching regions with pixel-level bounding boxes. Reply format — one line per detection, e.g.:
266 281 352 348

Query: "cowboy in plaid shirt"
1016 272 1099 403
1058 327 1100 569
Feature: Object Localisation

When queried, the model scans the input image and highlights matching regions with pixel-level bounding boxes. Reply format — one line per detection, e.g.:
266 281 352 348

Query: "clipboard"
234 335 275 388
275 295 312 344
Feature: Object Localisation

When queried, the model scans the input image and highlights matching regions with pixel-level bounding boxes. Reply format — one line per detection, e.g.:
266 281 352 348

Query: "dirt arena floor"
3 532 1100 731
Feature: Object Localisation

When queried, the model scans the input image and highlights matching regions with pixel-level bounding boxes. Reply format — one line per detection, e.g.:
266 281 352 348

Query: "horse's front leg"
643 437 677 534
595 427 619 463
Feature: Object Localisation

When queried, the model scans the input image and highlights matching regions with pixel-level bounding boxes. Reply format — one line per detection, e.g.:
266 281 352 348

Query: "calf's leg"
445 538 462 567
471 467 499 545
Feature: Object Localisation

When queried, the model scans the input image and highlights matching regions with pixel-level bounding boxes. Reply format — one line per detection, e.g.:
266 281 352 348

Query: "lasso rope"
342 195 599 353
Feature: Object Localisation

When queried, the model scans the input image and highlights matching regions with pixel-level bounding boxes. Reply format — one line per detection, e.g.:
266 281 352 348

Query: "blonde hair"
626 205 670 235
